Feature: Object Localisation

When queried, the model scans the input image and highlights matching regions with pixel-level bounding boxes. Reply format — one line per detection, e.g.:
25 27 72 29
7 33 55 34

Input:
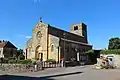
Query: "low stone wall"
0 63 42 73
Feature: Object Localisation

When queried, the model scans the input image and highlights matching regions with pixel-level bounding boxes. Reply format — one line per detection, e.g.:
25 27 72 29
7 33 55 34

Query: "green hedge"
46 59 56 63
8 57 16 60
0 58 9 63
32 61 37 65
8 60 17 64
100 49 120 55
7 59 32 64
17 59 32 64
86 49 94 54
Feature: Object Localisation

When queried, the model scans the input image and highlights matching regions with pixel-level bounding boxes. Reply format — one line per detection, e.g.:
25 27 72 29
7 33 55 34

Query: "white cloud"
20 35 31 39
25 36 31 39
33 0 41 3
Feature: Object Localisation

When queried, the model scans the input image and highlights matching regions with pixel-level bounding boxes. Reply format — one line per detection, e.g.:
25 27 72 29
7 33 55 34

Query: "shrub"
3 59 32 64
17 59 32 64
17 60 22 64
100 49 120 55
8 60 17 64
86 49 94 54
0 58 9 63
32 61 37 65
8 57 16 60
36 58 39 60
3 58 9 63
46 59 56 63
18 54 25 60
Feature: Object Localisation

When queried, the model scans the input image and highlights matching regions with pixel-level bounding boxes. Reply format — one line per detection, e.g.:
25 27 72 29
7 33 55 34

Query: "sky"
0 0 120 49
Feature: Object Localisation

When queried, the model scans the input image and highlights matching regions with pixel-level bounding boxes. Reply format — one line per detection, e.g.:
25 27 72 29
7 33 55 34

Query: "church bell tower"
70 23 88 43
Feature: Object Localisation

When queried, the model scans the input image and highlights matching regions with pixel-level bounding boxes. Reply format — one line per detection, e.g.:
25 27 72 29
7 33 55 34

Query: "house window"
74 26 78 30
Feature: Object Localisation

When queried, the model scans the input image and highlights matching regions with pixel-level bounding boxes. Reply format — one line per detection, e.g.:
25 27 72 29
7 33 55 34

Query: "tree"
108 37 120 49
16 49 25 60
86 49 97 64
100 49 120 55
86 49 94 54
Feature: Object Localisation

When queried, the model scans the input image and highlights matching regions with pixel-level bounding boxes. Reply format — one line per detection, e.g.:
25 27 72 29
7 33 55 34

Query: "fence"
42 61 61 68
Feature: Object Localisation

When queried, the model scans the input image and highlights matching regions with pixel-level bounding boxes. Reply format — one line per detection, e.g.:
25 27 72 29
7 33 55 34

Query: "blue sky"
0 0 120 49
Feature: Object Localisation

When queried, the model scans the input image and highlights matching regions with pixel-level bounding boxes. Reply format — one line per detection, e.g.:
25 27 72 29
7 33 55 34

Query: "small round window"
37 31 42 40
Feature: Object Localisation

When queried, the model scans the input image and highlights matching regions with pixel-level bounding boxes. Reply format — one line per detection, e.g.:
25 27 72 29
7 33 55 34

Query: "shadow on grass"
0 71 83 80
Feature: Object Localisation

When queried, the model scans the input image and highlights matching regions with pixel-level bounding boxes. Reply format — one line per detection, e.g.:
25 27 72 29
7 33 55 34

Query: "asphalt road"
0 66 120 80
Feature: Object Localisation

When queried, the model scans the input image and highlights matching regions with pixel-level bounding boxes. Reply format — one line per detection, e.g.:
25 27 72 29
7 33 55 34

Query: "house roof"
0 40 17 49
0 41 7 48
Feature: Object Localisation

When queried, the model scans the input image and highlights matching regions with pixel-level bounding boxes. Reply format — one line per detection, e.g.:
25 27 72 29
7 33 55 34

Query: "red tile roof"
0 41 7 48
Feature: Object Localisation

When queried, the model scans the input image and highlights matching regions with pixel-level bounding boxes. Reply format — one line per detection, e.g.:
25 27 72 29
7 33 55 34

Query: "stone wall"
0 63 42 73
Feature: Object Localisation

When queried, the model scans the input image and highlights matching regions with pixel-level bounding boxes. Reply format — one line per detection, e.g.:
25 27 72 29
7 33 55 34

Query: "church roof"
48 25 88 43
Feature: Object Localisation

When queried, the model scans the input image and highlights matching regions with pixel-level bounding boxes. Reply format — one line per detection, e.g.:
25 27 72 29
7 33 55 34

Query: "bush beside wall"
46 59 56 63
6 59 32 64
100 49 120 55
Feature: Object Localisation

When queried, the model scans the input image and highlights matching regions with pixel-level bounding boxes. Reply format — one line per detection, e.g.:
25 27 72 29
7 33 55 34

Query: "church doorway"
35 45 43 60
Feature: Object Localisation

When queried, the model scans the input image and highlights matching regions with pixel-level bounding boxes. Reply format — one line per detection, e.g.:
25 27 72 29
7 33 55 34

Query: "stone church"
26 19 92 63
